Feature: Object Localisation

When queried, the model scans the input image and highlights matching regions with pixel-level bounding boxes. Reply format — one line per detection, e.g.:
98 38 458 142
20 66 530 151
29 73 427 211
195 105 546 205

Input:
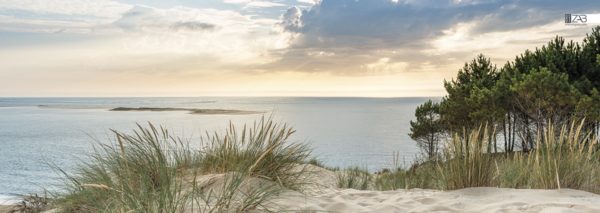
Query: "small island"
110 107 263 115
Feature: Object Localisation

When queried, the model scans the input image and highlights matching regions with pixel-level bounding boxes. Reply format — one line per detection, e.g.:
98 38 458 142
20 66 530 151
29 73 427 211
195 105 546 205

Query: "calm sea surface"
0 97 437 201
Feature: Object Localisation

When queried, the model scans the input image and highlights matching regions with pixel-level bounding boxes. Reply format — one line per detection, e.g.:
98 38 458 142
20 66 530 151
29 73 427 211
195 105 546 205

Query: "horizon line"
0 95 445 99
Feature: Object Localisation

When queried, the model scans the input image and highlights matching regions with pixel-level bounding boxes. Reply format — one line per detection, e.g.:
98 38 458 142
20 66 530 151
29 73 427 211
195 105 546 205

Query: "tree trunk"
503 114 508 154
511 113 517 152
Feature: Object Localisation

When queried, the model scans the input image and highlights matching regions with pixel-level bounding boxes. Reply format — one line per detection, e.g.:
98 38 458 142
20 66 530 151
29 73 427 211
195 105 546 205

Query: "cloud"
284 0 599 49
362 57 409 74
0 0 131 33
297 0 320 5
245 1 286 8
222 0 286 8
113 6 218 32
0 1 292 74
271 0 600 75
222 0 252 4
170 21 217 31
281 6 302 32
0 0 130 18
107 5 291 64
2 0 599 97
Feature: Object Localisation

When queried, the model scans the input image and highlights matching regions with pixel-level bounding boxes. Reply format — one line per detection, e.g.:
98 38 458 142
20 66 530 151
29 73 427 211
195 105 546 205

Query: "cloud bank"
272 0 599 74
0 0 599 96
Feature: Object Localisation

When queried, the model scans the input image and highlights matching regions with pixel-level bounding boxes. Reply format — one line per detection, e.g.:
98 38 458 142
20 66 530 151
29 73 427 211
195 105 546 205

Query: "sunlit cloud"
0 0 599 97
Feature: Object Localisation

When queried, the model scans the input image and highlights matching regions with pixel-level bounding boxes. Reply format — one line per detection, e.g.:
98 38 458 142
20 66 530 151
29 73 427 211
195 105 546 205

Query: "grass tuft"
436 126 497 190
336 167 371 190
497 121 600 192
52 117 311 212
198 117 311 190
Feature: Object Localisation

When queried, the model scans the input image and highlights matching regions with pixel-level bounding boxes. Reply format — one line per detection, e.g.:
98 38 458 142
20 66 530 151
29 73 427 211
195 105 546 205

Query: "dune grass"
52 117 311 212
497 122 600 192
336 167 371 190
373 163 438 191
436 127 498 190
197 119 311 190
371 121 600 193
46 117 600 212
8 193 51 213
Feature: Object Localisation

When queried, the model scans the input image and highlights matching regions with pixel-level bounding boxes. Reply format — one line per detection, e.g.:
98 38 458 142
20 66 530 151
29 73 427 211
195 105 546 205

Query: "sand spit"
110 107 263 115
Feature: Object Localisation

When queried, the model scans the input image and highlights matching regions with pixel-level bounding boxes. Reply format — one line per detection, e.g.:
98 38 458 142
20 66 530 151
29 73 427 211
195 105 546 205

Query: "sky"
0 0 598 97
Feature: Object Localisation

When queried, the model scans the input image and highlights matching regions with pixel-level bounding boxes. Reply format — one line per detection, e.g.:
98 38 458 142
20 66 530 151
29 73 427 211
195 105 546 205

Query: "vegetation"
375 121 600 193
497 122 600 192
436 126 497 190
9 194 51 213
409 100 443 159
52 118 311 212
410 26 600 154
340 27 600 195
336 167 371 190
196 120 310 190
400 27 600 193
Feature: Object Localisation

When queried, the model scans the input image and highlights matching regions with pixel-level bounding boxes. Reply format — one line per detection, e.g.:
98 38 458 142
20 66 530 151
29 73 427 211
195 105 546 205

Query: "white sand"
273 187 600 212
265 165 600 213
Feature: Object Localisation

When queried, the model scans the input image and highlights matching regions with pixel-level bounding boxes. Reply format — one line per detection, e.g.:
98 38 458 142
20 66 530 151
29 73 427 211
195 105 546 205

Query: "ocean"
0 97 436 201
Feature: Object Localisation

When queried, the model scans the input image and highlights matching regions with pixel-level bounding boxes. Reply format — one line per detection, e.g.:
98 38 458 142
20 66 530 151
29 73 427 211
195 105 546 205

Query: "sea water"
0 97 437 201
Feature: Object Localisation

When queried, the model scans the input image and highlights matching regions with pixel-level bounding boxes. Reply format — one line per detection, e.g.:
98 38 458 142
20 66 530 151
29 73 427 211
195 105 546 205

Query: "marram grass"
198 118 311 190
43 118 600 212
52 117 311 212
497 121 600 192
372 120 600 193
336 167 371 190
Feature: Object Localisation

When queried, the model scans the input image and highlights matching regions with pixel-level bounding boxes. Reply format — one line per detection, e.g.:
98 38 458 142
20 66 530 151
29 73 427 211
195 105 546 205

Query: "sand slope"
266 165 600 212
273 187 600 212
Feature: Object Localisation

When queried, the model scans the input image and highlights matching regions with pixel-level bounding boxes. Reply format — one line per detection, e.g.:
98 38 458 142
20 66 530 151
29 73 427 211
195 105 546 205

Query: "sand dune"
273 187 600 212
4 165 600 213
184 165 600 212
259 165 600 212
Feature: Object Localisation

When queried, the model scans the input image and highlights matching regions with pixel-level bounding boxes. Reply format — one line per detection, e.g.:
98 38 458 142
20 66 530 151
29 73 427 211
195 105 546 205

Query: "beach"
7 164 600 213
275 187 600 212
247 165 600 212
3 189 600 213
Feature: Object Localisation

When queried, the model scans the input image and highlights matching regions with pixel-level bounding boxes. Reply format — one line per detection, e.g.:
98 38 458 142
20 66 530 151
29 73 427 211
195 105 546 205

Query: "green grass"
436 126 498 190
197 118 311 190
52 117 311 212
44 118 600 212
374 163 439 190
373 121 600 193
496 122 600 192
9 193 51 213
336 167 371 190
